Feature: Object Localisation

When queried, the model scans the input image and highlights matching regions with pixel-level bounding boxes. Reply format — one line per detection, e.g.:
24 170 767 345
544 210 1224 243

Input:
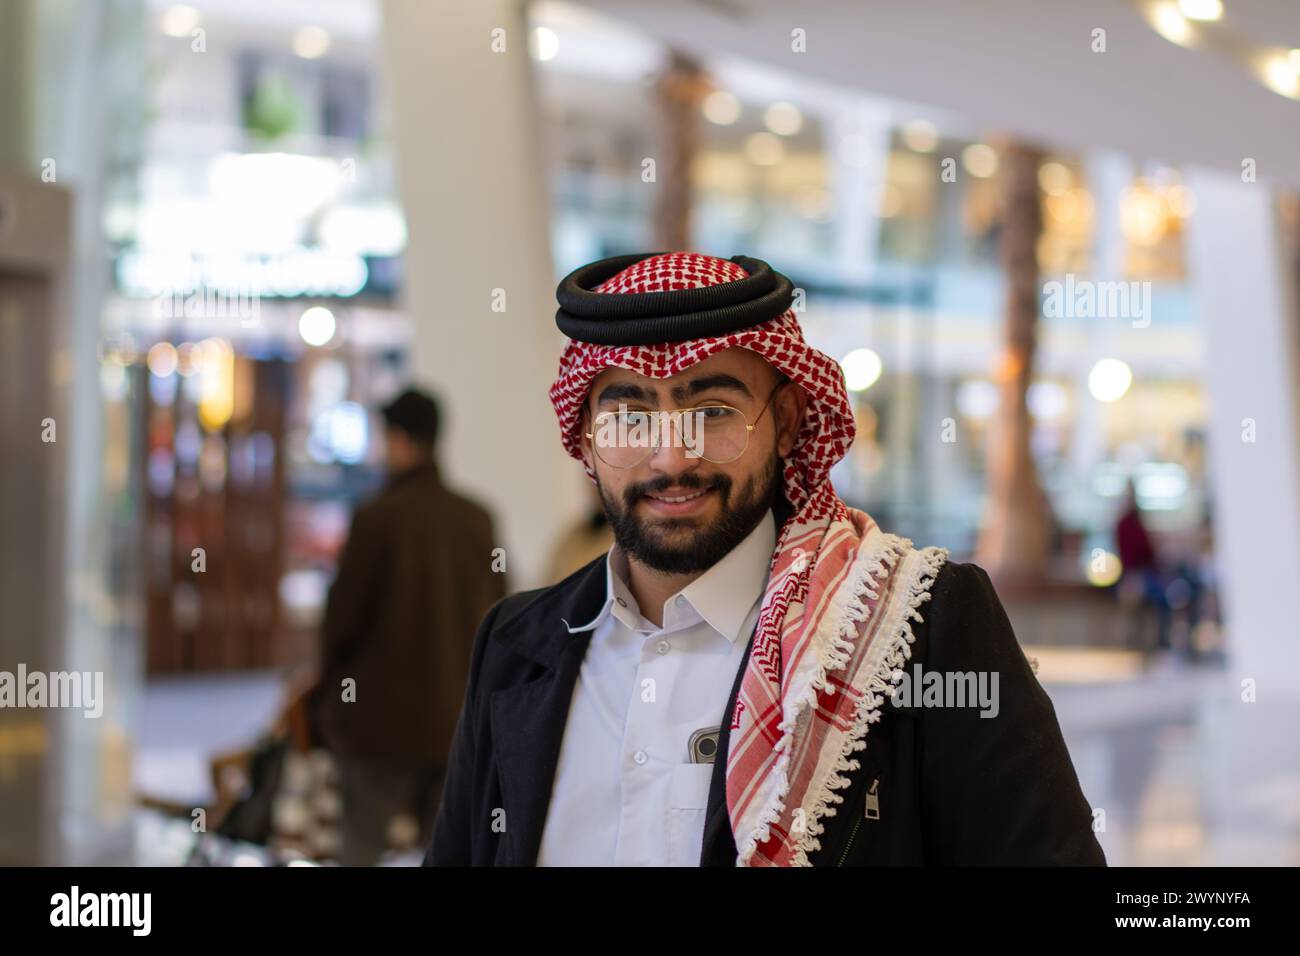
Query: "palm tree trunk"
974 141 1051 589
652 51 708 251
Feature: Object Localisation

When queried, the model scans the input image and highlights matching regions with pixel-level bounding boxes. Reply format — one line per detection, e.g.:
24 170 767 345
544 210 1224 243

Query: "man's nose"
646 412 703 473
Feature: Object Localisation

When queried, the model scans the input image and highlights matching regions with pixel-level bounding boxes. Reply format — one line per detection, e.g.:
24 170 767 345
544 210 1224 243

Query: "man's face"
579 347 806 574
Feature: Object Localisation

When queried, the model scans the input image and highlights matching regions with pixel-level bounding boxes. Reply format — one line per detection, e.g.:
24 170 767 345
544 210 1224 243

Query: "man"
318 387 505 865
427 253 1104 866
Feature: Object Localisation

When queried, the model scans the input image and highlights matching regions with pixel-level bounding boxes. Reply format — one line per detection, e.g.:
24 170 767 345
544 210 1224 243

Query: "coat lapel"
699 626 755 865
487 557 606 865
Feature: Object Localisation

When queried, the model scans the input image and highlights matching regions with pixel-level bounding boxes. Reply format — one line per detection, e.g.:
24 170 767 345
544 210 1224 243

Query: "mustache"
621 472 731 508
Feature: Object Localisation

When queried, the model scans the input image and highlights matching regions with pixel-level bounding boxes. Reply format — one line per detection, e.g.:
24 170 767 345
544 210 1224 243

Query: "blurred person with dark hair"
316 387 506 865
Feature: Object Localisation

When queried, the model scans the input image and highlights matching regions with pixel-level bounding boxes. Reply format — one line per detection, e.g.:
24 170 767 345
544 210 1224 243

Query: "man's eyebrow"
594 382 654 405
670 374 753 403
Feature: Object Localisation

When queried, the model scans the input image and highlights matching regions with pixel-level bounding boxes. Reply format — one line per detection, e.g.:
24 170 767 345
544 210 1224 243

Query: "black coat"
424 551 1107 866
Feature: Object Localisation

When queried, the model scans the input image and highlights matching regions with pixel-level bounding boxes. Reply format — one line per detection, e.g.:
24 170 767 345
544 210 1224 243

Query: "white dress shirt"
536 510 776 866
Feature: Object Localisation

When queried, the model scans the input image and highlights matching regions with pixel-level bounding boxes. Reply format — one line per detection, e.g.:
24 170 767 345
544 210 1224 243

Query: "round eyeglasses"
584 383 785 469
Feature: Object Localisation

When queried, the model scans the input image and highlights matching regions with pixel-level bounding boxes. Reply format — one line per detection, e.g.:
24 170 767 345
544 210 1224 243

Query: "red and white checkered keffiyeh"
549 252 948 866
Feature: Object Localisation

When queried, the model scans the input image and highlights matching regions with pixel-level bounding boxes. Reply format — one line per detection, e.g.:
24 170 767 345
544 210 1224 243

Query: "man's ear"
578 406 595 470
773 381 807 459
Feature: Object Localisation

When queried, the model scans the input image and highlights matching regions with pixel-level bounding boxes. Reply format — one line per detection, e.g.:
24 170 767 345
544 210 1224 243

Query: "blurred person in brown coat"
316 387 506 864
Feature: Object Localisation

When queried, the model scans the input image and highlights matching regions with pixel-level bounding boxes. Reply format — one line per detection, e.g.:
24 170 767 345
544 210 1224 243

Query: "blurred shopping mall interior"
1 0 1299 865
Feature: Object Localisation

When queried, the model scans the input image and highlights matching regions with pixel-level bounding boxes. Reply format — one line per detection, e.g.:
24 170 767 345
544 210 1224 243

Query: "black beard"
597 451 781 574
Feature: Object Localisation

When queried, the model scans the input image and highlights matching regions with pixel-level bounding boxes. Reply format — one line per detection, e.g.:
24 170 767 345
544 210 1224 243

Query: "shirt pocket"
667 763 715 866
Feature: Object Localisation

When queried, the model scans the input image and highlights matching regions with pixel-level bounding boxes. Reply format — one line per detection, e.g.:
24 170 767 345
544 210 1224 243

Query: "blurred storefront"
99 0 410 676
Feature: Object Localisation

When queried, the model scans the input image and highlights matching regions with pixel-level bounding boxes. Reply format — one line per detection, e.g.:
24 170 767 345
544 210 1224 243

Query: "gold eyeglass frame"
583 381 787 469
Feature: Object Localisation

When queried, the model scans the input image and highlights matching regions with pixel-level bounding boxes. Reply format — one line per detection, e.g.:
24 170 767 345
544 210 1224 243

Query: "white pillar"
379 0 579 588
825 99 892 282
1067 151 1130 484
1185 169 1300 694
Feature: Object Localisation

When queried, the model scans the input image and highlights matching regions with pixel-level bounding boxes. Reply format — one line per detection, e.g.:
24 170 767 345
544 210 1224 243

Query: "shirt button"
633 750 648 766
616 597 627 608
655 640 670 655
675 596 687 608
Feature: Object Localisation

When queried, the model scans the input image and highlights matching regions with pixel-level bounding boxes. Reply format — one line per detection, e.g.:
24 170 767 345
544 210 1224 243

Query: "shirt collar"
677 509 775 642
561 550 618 634
564 509 776 643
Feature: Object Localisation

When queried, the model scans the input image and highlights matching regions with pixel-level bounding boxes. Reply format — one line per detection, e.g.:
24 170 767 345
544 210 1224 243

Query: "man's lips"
639 486 716 516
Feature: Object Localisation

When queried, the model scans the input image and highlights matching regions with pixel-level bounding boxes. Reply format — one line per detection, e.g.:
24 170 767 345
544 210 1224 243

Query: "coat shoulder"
913 558 1027 671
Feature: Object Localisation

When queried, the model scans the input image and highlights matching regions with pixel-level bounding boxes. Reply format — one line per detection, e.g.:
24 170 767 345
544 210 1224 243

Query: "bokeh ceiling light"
530 26 559 61
956 380 998 419
299 306 337 347
763 101 803 136
900 119 939 153
1151 2 1193 46
160 4 198 38
1027 381 1069 420
1120 183 1169 244
147 342 179 378
841 348 883 392
1088 358 1133 403
292 26 331 59
1037 161 1072 196
1140 0 1300 101
702 90 741 125
1177 0 1222 21
961 143 999 178
1261 55 1300 99
1085 551 1124 588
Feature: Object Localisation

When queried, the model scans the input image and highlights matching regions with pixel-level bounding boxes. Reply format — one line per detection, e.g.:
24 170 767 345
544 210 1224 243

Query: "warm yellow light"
1046 187 1095 225
1262 55 1300 98
962 143 998 178
1086 550 1124 587
900 120 939 153
702 90 741 125
763 102 803 136
1177 0 1222 22
1120 184 1168 245
1152 3 1192 45
196 338 235 432
160 4 198 38
292 26 331 60
1037 161 1072 196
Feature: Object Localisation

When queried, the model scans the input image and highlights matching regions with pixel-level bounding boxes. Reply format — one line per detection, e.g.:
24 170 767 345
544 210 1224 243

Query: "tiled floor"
1041 650 1300 866
133 652 1300 865
135 671 286 808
